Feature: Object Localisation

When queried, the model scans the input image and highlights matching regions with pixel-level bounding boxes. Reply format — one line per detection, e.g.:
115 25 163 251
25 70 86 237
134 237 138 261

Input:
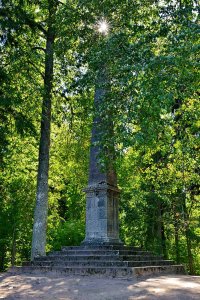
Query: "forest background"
0 0 199 274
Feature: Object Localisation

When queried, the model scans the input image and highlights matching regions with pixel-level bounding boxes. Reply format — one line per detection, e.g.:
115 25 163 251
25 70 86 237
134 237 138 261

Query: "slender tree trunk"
174 226 180 263
158 201 167 258
173 202 180 263
174 221 180 264
161 221 167 259
31 1 56 260
11 226 16 266
185 225 194 274
181 147 195 274
0 246 6 271
182 196 194 274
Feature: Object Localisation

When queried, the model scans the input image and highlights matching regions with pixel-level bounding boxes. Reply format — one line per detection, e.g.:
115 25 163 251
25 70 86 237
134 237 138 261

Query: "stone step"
20 245 185 278
61 245 142 251
122 255 164 261
12 264 185 278
133 265 186 277
34 254 163 262
48 250 152 256
28 260 175 268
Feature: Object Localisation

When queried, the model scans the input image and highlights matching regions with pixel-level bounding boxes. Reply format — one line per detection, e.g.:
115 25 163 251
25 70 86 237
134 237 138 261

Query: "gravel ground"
0 272 200 300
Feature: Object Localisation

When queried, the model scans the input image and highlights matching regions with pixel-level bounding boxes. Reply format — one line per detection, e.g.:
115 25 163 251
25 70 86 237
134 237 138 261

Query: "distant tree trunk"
11 226 16 266
173 201 180 263
181 147 195 274
174 226 180 263
31 1 57 260
182 195 194 274
185 226 194 274
144 196 155 251
161 218 167 259
0 246 6 271
158 201 167 258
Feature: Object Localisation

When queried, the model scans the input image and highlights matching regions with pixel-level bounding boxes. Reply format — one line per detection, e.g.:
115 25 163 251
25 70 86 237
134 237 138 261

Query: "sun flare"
97 19 109 35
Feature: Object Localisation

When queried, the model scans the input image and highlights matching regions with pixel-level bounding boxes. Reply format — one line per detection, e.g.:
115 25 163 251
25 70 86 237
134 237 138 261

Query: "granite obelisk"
82 68 122 245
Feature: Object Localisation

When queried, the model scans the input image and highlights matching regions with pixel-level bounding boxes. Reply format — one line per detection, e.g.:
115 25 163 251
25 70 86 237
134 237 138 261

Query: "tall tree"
31 0 59 259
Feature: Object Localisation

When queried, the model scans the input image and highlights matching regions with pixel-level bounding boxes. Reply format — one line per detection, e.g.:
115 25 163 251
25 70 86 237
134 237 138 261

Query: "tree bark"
0 246 6 271
31 1 56 260
157 201 167 258
11 226 16 266
182 195 195 274
161 218 167 259
173 201 180 264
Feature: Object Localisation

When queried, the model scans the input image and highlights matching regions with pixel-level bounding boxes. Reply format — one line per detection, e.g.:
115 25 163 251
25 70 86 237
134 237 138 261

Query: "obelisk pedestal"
82 182 121 245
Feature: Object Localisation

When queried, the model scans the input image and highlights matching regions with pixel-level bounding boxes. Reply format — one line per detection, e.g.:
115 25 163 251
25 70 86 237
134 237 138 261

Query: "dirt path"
0 272 200 300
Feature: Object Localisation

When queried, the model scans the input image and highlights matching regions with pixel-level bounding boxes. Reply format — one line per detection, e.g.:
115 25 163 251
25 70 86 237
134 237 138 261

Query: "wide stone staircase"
18 245 185 278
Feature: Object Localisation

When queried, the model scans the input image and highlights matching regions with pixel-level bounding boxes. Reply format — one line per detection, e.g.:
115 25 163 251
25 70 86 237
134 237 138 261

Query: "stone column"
82 68 122 245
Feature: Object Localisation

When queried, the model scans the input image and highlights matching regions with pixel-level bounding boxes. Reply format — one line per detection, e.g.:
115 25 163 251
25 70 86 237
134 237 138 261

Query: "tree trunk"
173 202 180 263
11 226 16 266
158 201 167 258
0 246 6 271
185 226 194 274
161 221 167 259
31 1 56 260
174 226 180 263
182 196 195 274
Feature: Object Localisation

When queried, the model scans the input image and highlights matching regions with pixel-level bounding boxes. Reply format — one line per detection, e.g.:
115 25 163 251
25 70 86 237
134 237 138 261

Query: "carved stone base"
82 183 122 245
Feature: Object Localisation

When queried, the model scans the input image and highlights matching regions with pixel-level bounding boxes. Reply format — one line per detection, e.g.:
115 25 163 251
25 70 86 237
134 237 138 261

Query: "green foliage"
47 220 85 251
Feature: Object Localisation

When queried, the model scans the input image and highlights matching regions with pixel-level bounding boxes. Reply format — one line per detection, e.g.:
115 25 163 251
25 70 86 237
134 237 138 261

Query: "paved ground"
0 272 200 300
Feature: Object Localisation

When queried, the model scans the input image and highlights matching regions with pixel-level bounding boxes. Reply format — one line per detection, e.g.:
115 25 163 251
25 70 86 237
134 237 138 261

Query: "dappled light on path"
0 273 200 300
127 276 200 300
